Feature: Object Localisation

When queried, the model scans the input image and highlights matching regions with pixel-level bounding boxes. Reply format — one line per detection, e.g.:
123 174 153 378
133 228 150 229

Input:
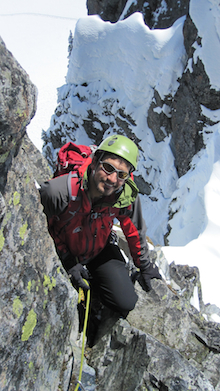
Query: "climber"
40 134 162 318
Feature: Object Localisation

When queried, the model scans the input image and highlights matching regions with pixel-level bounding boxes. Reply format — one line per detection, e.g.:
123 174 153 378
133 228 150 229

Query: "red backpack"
53 141 97 200
54 142 96 177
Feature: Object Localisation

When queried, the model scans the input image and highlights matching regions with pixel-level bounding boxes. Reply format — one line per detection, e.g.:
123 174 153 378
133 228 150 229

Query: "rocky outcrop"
87 0 189 28
89 318 217 391
170 15 220 177
0 37 79 390
86 251 220 391
0 38 36 191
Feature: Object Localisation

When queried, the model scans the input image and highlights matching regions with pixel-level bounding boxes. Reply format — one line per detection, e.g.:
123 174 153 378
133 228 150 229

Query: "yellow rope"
74 280 90 391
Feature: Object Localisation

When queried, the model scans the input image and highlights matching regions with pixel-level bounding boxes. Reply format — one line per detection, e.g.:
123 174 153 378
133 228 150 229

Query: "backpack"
53 141 97 200
54 142 97 178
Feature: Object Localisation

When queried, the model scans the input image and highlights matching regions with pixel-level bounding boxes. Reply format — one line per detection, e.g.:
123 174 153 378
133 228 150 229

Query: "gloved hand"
68 264 90 291
138 262 162 292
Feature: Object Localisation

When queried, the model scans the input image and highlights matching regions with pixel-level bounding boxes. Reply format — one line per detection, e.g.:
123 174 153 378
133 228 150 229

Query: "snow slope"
163 0 220 317
52 12 186 244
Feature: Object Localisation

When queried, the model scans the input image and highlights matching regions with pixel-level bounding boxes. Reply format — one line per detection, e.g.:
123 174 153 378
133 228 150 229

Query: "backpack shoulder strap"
67 171 81 201
67 155 92 201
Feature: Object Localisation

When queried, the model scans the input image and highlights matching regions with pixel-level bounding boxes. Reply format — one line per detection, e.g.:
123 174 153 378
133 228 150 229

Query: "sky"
1 0 220 322
0 0 88 150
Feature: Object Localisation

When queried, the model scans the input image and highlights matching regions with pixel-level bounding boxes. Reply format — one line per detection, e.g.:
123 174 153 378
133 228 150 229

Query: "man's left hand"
139 262 162 292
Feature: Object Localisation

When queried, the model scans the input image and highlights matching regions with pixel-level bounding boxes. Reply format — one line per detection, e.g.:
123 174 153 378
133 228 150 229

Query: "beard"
95 178 117 196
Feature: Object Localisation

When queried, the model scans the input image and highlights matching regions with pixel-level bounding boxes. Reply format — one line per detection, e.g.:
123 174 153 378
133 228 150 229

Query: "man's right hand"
68 264 90 291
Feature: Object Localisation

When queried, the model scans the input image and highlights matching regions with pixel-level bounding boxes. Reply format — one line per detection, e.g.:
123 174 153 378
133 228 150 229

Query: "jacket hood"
113 177 139 208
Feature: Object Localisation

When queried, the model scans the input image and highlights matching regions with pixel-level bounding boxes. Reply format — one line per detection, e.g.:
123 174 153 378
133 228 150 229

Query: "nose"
107 171 118 182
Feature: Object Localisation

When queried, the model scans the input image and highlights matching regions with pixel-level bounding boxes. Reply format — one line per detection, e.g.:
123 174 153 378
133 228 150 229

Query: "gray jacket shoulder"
39 174 69 219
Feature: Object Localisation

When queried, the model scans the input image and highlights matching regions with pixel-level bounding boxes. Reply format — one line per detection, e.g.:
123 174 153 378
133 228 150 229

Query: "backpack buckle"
91 212 99 220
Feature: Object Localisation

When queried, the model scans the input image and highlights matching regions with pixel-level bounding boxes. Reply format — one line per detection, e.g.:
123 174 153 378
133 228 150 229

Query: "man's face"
89 156 130 199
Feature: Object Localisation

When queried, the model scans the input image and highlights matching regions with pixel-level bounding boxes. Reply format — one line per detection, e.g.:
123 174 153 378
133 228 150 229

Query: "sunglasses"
100 161 130 181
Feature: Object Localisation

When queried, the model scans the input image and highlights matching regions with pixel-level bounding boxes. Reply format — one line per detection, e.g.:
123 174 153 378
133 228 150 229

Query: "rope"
74 279 90 391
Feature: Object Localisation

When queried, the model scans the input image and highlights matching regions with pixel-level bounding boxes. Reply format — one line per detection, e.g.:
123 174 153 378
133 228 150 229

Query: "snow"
67 13 186 106
163 160 220 313
1 0 220 319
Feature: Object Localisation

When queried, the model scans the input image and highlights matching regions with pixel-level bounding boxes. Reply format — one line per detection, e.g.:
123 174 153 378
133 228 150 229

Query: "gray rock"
89 318 215 391
0 37 37 191
88 238 220 390
87 0 189 28
0 37 79 391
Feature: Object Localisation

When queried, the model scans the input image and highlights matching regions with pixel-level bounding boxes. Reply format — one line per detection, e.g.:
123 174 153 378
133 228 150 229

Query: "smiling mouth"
104 182 115 189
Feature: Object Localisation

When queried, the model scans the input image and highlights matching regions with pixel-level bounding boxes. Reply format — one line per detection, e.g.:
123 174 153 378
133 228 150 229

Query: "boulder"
88 318 216 391
0 37 79 391
87 0 190 28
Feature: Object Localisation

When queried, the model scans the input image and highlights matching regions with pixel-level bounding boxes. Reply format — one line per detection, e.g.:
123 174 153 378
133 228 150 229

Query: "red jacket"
40 169 149 271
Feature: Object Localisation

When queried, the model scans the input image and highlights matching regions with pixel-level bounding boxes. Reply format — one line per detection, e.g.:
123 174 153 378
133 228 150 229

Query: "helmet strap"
92 151 104 177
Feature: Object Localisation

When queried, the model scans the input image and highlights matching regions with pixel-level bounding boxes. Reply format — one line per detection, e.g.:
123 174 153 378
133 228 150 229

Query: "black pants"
87 243 138 317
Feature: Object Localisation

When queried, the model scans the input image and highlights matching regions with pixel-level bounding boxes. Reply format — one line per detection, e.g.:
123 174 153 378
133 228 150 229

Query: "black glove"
138 262 162 292
68 264 90 291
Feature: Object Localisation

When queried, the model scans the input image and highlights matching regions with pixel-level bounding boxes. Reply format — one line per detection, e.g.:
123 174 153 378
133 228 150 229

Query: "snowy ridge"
42 1 220 315
47 12 186 244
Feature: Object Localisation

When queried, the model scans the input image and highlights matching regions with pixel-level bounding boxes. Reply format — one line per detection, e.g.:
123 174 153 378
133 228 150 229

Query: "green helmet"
97 135 139 170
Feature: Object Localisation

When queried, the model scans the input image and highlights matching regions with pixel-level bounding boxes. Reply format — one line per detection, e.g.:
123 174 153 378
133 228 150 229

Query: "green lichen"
44 323 51 338
57 267 60 274
162 295 167 301
13 297 23 318
27 279 36 292
43 275 56 291
19 221 28 240
16 107 27 119
21 309 37 341
43 275 50 287
43 300 47 309
3 211 12 226
29 361 34 370
0 229 5 252
25 173 30 184
13 191 20 206
50 277 56 290
176 303 182 311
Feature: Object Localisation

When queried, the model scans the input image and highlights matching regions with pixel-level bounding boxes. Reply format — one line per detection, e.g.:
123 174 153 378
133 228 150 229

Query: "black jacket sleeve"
39 174 69 219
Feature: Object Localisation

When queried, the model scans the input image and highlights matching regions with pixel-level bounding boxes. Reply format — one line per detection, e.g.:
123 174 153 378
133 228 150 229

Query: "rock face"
87 254 220 391
170 15 220 177
87 0 189 28
0 37 79 390
89 319 217 391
